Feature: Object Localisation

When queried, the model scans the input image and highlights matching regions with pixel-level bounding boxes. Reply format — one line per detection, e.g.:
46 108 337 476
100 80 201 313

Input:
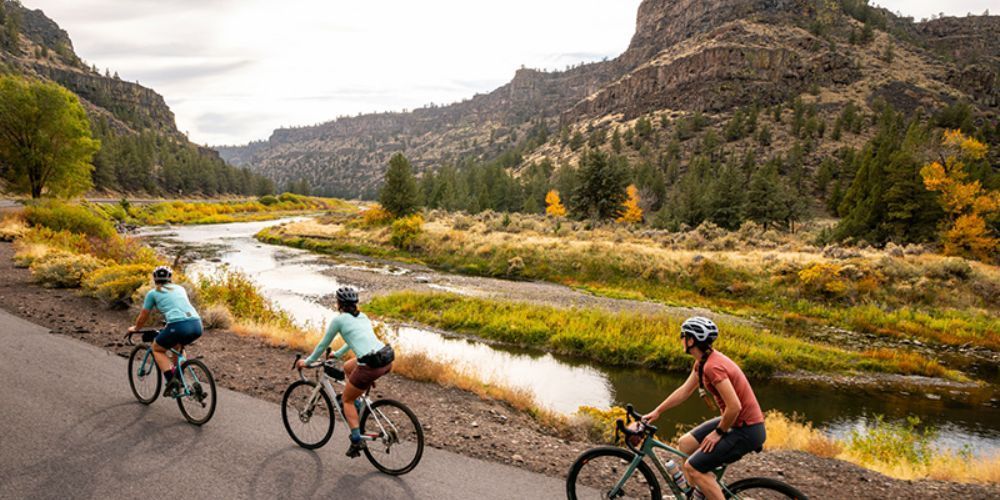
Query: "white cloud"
23 0 996 145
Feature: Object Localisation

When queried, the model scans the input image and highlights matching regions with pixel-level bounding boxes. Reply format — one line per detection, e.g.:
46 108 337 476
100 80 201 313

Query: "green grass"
99 194 356 226
366 291 959 379
260 221 1000 352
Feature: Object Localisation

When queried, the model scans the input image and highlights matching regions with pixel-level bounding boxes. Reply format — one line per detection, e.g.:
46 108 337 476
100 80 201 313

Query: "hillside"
218 0 999 200
0 0 274 196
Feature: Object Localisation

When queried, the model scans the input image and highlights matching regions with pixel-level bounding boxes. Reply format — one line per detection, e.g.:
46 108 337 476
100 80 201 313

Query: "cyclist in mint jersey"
295 286 394 458
128 266 203 397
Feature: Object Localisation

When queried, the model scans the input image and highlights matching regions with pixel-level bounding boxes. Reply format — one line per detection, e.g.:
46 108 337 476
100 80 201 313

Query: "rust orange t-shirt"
694 350 765 426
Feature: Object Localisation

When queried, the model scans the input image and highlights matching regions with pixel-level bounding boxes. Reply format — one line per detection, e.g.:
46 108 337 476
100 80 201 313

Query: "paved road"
0 308 574 499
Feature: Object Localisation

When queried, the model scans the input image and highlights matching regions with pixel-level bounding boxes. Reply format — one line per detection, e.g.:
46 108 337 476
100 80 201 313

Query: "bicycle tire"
726 477 809 499
566 446 661 500
127 345 161 404
359 399 424 475
281 380 335 449
176 359 217 426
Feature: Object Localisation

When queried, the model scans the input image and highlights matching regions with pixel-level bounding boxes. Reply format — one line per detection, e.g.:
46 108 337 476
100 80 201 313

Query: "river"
140 218 1000 456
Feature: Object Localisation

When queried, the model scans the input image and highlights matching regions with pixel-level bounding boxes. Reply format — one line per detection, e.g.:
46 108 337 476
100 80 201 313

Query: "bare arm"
643 368 699 423
713 378 742 433
130 309 151 331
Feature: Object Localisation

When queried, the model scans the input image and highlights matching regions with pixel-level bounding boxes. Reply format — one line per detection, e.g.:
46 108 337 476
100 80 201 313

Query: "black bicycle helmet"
680 316 718 344
152 266 173 284
335 286 359 304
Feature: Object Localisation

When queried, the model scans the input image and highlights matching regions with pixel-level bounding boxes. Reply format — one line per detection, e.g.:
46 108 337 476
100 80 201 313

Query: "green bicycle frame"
611 435 736 499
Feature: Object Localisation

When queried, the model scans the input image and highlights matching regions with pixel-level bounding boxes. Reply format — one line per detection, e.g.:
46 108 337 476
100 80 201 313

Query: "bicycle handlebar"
124 329 160 346
615 403 658 455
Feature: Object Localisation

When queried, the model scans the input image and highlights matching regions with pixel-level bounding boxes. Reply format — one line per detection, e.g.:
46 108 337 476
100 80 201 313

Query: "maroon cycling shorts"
349 362 392 390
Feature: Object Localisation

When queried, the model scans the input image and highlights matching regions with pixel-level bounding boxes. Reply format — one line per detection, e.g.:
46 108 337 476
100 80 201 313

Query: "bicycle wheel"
128 345 161 404
359 399 424 475
282 380 335 449
176 359 217 426
726 477 808 499
566 446 661 500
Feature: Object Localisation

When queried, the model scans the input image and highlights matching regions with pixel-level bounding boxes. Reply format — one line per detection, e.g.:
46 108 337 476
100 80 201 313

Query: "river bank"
1 241 997 498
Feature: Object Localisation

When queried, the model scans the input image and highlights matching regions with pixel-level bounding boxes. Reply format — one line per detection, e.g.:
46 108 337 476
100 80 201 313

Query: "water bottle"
665 460 689 492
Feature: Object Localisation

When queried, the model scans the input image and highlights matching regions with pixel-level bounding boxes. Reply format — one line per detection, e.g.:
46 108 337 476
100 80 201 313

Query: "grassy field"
259 210 999 352
96 193 356 225
366 291 955 379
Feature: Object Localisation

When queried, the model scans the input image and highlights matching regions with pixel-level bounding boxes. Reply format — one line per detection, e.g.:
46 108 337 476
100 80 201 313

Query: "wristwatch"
714 427 729 437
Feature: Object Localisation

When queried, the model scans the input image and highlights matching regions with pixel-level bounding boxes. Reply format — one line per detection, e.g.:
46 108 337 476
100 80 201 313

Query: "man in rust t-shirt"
642 317 767 500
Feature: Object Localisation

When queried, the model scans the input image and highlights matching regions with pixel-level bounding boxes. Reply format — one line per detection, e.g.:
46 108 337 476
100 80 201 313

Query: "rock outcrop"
218 0 999 197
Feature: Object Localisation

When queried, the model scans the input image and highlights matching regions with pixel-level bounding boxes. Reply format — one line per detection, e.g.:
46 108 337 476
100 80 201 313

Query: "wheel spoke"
361 400 423 475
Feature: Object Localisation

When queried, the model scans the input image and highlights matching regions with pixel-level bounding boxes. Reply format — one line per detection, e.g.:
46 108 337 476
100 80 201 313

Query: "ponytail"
339 301 360 317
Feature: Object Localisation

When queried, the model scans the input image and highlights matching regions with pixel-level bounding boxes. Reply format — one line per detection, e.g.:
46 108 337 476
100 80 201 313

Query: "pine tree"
379 153 420 217
834 107 942 244
744 160 785 230
570 149 628 220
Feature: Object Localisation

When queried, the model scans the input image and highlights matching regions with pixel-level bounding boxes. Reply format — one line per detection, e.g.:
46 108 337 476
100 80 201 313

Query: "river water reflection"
141 219 1000 455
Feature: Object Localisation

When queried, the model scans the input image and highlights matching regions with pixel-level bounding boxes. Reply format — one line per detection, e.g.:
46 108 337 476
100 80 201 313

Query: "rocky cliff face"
913 16 1000 108
1 2 182 138
219 0 1000 198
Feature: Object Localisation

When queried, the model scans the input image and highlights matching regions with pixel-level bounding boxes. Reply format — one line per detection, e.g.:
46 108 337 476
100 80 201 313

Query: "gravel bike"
125 329 217 425
567 404 807 499
281 352 424 475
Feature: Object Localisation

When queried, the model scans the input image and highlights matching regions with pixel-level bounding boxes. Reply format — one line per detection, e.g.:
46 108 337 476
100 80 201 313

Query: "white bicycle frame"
299 362 400 447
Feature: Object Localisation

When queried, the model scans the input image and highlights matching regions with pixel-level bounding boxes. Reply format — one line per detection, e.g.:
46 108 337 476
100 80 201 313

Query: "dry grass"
0 213 27 242
763 410 843 457
762 410 1000 484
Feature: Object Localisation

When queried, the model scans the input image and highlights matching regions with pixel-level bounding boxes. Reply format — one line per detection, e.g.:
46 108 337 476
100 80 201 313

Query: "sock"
350 428 361 443
164 367 174 382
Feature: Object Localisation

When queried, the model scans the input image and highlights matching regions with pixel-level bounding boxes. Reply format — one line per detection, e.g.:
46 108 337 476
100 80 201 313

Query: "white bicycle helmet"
680 316 719 344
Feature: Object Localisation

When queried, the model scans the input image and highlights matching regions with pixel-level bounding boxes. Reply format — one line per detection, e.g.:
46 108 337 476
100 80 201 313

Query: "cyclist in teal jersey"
128 266 203 397
295 286 395 458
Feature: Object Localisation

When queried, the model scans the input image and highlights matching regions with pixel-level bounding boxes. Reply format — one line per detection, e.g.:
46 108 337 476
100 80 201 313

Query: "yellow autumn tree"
545 190 567 217
920 129 1000 262
617 184 643 223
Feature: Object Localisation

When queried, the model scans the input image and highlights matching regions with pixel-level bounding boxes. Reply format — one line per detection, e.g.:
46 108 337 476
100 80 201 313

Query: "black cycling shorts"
686 417 766 473
155 318 203 349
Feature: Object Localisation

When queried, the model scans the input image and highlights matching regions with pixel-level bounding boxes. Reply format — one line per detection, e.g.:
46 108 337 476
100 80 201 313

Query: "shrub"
198 269 294 328
360 205 394 227
13 242 53 268
201 304 234 330
83 264 155 305
452 215 473 230
574 406 628 444
798 262 848 298
258 194 279 206
390 214 424 250
925 258 972 281
0 214 27 241
845 415 935 468
29 252 103 288
23 201 115 239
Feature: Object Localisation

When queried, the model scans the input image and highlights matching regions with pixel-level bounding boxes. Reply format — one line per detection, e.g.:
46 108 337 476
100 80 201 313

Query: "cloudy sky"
24 0 998 146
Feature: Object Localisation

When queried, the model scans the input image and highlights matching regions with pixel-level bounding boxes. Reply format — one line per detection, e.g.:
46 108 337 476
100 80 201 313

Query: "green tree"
834 107 941 244
570 149 627 220
379 153 420 217
744 160 786 230
0 76 99 198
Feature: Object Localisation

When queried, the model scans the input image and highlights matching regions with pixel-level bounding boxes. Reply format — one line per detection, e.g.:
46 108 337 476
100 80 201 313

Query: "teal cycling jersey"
143 285 200 324
306 312 384 363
